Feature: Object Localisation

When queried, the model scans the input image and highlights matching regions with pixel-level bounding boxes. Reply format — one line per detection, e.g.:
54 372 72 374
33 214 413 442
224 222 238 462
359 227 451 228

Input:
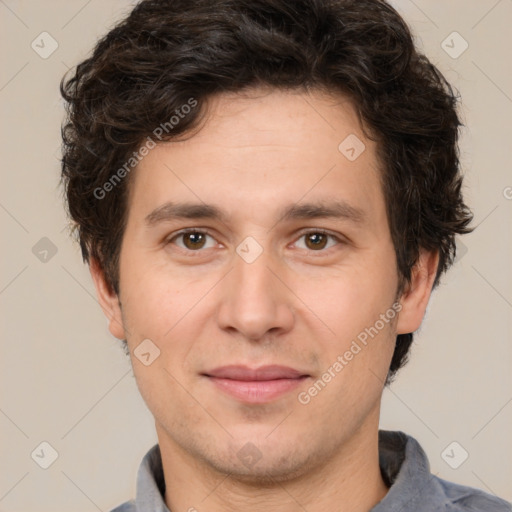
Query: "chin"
214 456 311 486
202 438 322 485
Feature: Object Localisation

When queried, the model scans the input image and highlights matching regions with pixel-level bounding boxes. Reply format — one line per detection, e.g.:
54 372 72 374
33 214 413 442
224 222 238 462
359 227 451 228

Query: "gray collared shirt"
111 430 511 511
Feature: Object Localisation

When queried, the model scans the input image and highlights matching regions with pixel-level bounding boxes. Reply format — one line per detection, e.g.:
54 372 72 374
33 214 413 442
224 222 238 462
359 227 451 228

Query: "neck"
157 416 389 512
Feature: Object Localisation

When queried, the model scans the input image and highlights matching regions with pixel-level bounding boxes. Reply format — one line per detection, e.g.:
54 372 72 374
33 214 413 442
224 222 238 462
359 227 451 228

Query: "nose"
216 249 295 342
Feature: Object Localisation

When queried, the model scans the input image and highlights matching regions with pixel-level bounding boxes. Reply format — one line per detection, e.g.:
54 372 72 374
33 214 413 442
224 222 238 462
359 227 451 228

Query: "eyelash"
166 228 344 254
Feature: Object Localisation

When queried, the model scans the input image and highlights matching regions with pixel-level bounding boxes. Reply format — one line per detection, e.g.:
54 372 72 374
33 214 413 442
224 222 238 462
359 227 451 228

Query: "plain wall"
1 1 511 510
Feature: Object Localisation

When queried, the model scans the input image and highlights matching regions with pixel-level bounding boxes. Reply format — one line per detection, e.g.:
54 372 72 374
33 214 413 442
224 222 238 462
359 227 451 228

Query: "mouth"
202 365 310 404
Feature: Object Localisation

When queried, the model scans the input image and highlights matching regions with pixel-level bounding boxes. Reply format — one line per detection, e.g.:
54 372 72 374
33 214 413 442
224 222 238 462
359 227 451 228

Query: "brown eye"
294 231 339 251
170 230 216 251
305 232 328 250
182 232 206 250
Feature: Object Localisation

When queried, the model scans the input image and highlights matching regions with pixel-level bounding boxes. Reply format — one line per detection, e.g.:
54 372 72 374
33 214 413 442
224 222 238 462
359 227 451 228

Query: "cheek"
308 319 396 420
120 265 216 390
119 259 205 341
293 262 397 340
291 254 399 396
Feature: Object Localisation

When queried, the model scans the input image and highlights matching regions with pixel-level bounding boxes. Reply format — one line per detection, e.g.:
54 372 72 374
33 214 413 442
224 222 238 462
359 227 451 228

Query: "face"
93 88 435 482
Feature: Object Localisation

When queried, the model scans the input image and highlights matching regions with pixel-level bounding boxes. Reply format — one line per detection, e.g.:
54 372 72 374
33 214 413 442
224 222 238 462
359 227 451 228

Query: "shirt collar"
371 430 449 511
135 443 170 512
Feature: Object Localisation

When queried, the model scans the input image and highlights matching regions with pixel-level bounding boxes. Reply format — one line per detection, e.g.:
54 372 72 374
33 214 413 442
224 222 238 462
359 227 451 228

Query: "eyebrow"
144 200 366 227
145 202 228 226
279 201 365 224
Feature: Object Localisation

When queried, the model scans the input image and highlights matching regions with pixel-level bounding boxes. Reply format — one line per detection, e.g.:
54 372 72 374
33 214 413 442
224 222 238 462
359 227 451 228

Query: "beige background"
1 1 511 510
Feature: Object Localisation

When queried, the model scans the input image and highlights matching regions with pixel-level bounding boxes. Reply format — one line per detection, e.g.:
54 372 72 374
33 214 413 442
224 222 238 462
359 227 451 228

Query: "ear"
396 249 439 334
89 258 126 340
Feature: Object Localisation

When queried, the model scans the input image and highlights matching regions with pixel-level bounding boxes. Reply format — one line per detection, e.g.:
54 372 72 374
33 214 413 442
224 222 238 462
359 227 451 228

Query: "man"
60 0 511 510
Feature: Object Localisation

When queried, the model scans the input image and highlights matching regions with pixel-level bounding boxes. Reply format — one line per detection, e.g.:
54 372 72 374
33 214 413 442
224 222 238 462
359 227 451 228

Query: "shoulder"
434 476 512 512
375 431 511 512
110 499 136 512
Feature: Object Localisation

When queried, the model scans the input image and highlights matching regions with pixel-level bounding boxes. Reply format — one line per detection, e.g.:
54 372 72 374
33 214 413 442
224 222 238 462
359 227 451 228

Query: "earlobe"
396 250 439 335
89 258 126 340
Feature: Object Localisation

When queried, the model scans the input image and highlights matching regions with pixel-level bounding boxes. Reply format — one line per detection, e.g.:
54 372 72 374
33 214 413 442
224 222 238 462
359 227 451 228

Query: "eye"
294 230 341 251
168 229 217 251
166 228 342 253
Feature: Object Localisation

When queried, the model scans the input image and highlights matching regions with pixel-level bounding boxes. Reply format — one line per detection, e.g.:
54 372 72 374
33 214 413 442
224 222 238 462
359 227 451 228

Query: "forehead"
187 87 366 154
127 87 384 227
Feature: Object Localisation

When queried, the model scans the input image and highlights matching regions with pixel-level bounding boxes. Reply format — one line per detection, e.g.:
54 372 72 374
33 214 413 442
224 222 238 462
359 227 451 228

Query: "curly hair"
60 0 473 383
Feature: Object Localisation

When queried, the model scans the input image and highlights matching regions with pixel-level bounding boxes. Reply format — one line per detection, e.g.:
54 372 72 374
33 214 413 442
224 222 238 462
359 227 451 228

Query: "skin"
91 87 438 511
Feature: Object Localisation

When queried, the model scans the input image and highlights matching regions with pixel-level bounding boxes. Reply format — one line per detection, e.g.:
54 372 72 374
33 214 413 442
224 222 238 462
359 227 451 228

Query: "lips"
203 365 309 403
204 365 307 381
